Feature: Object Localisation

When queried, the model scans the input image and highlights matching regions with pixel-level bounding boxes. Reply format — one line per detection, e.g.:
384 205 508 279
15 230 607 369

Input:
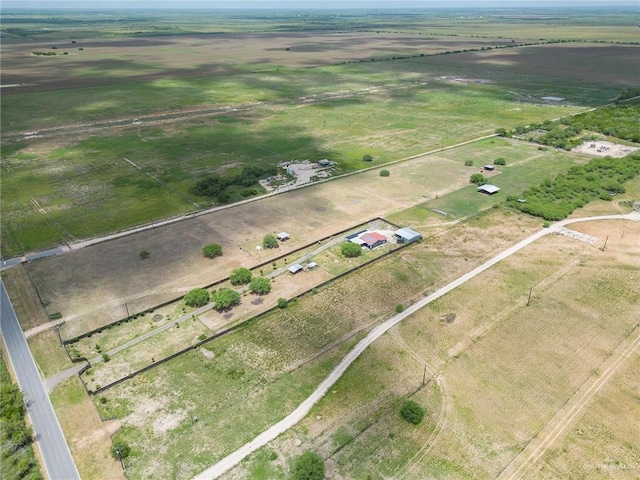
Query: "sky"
3 0 637 9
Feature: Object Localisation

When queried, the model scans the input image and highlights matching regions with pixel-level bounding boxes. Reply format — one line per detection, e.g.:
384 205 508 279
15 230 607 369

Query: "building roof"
360 232 387 246
478 184 500 194
484 164 495 170
277 232 290 240
288 264 304 274
395 227 422 241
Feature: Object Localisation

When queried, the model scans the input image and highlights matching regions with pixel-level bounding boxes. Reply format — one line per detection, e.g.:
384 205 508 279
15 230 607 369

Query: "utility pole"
601 235 609 251
422 364 427 387
526 286 533 306
125 302 130 318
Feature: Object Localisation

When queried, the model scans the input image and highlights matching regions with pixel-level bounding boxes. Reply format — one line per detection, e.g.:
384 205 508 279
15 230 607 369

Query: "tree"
202 243 223 258
230 267 252 285
250 277 271 295
111 440 131 460
493 158 506 165
263 233 279 249
470 173 487 185
212 289 241 311
400 400 425 425
184 288 209 308
379 169 390 177
362 154 373 162
292 451 324 480
341 242 362 258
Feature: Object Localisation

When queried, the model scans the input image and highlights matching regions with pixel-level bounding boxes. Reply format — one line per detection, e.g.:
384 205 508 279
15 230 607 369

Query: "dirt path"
193 213 639 479
495 318 640 480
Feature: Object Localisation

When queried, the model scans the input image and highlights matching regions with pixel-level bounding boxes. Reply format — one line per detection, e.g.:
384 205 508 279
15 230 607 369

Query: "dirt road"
193 212 639 479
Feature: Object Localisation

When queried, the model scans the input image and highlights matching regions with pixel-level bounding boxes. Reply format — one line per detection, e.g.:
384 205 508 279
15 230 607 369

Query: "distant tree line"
508 153 640 221
191 164 278 203
498 102 640 148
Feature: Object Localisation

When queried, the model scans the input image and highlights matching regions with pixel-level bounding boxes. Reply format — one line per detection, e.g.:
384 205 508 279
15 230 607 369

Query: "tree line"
1 357 42 480
191 164 278 203
508 153 640 221
498 102 640 149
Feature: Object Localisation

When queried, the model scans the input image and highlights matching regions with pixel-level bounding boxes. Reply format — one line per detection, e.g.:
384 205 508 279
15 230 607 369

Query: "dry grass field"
11 138 583 340
1 33 519 93
223 218 639 480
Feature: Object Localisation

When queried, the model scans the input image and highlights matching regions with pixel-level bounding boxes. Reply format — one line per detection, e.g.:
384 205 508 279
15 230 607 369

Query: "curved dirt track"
194 212 639 479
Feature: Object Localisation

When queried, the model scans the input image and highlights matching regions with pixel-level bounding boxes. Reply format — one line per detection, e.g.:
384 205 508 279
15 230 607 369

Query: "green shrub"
184 288 210 308
362 154 373 162
292 451 324 480
212 289 241 311
249 277 271 295
493 158 506 165
341 242 362 258
379 169 390 177
277 298 288 308
48 312 62 320
202 243 223 258
263 234 279 249
111 440 131 460
139 250 150 260
470 173 487 185
464 159 474 166
395 304 404 313
230 267 252 285
102 353 111 363
400 400 425 425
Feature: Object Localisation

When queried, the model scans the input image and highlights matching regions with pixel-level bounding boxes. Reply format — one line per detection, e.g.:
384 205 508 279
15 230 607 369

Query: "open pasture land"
2 41 634 134
0 77 592 258
13 138 588 339
225 218 640 480
0 32 520 94
93 207 544 480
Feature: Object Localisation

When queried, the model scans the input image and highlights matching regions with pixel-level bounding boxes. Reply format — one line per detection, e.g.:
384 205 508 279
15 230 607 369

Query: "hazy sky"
3 0 636 9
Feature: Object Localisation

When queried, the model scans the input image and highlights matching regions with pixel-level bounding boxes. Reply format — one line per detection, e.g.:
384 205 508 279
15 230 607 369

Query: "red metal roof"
359 232 386 245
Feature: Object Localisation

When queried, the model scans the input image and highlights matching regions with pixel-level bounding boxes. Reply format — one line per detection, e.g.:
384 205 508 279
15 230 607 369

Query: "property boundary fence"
84 217 412 396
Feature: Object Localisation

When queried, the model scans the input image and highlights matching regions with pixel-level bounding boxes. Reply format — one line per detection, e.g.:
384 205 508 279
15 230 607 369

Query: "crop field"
222 218 640 480
8 137 587 341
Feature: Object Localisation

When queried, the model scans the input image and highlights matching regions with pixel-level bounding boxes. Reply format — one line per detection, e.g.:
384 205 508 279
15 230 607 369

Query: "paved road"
194 212 639 479
1 280 80 480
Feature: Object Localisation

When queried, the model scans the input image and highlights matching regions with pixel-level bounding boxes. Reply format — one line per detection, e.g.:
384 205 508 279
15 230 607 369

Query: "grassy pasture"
15 138 588 340
227 219 640 480
2 9 637 44
94 207 543 480
1 79 588 257
0 32 519 97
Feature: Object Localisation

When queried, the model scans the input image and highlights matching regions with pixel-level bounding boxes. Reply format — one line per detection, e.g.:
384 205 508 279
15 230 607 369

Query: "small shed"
359 232 387 249
318 159 331 167
306 262 318 270
288 264 304 274
484 165 496 171
478 184 500 195
277 232 290 241
395 227 422 244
